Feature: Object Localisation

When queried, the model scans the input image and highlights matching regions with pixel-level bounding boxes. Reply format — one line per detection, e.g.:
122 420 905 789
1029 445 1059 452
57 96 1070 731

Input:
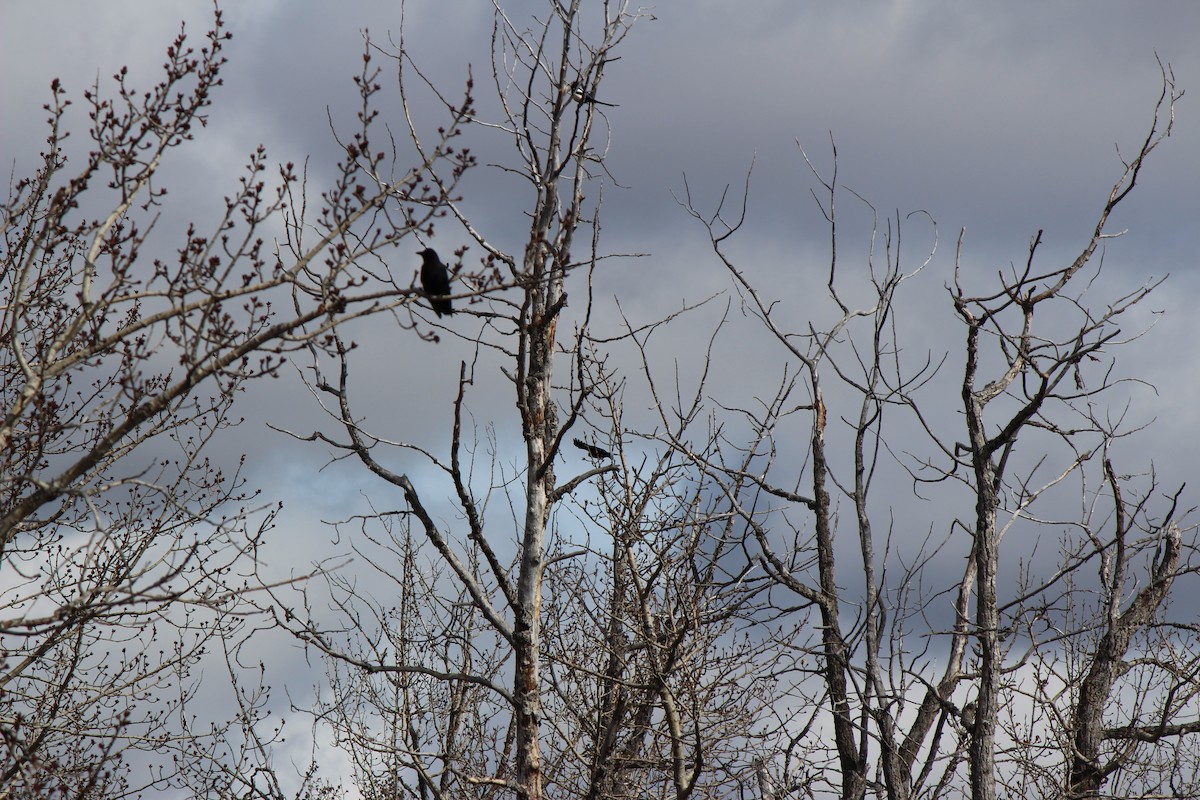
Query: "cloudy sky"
4 1 1197 454
4 0 1199 784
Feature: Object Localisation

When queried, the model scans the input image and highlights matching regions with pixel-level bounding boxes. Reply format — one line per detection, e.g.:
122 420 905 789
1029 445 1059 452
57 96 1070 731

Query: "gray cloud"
3 0 1197 786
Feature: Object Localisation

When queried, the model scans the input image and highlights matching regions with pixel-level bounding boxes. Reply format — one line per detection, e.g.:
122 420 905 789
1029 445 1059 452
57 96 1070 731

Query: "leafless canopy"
2 5 1195 800
1 5 474 794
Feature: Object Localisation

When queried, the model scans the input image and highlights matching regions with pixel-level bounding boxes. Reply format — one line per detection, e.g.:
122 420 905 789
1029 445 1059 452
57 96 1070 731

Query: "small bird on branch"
418 248 454 317
573 438 612 460
570 80 617 107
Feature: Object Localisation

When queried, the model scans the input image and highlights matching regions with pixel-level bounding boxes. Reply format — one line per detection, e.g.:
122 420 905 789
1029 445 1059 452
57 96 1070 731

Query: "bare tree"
18 3 1187 798
244 6 1200 800
662 63 1198 800
0 5 474 794
272 2 775 799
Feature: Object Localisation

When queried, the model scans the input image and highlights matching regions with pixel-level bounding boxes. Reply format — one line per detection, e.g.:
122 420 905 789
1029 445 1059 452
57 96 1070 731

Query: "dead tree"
662 64 1196 800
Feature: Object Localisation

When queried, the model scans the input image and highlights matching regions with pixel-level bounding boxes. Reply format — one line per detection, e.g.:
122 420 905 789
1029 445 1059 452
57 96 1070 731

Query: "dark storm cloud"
603 1 1200 251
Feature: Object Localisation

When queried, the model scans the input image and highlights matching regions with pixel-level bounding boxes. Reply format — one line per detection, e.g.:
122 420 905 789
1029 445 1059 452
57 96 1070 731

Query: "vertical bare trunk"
962 323 999 800
967 458 999 800
512 244 561 800
811 386 867 800
1068 463 1182 799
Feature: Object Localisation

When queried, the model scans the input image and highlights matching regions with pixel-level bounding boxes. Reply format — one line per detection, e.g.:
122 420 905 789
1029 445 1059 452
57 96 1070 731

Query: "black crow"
573 438 612 460
418 248 454 317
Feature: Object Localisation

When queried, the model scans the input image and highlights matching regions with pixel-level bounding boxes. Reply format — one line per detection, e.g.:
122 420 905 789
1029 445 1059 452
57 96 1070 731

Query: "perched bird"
573 438 612 460
570 80 617 107
418 248 454 317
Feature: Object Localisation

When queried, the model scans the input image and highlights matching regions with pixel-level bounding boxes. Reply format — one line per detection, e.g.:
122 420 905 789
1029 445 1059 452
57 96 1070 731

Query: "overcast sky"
3 0 1199 785
4 1 1197 448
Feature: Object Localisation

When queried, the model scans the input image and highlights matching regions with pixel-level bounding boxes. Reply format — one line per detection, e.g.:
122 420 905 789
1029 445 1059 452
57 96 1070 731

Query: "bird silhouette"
572 438 612 460
418 248 454 317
